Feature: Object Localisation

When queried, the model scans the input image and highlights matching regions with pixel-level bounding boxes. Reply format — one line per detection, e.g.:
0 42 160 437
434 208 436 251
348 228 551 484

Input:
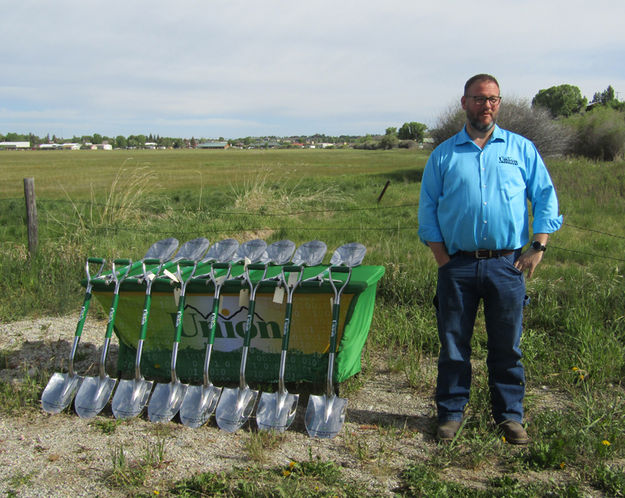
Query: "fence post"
24 177 38 256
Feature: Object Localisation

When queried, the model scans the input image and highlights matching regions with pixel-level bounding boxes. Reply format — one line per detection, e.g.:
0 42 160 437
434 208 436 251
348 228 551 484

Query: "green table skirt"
90 264 385 384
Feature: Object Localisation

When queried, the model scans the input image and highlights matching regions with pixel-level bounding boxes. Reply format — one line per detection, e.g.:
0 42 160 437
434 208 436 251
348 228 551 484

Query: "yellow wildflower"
289 461 296 469
560 462 565 469
572 366 579 371
282 470 291 477
602 440 611 446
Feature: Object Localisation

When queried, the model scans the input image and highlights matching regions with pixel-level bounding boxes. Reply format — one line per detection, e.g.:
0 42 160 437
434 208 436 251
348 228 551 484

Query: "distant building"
0 141 30 149
197 142 229 149
90 144 113 150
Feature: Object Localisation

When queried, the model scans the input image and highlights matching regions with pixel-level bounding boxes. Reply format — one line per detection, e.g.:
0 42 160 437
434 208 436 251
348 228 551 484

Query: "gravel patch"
0 315 438 497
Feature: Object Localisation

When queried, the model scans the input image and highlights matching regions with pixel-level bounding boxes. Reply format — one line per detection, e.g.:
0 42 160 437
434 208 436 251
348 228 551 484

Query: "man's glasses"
467 95 502 106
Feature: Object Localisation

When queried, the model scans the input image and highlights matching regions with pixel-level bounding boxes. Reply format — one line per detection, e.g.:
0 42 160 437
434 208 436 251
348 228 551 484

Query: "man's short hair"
464 74 500 95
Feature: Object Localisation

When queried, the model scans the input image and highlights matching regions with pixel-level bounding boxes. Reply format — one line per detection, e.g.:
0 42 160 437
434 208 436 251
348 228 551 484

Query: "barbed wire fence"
1 196 625 263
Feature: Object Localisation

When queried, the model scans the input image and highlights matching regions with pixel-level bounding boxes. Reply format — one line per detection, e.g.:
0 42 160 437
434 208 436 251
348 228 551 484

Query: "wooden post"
377 180 390 204
24 177 38 256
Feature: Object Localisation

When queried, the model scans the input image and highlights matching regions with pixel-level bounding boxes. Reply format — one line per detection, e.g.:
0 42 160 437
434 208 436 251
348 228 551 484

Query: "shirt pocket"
496 164 526 202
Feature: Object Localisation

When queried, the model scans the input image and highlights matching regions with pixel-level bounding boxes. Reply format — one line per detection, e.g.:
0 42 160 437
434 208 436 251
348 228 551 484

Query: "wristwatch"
531 240 547 252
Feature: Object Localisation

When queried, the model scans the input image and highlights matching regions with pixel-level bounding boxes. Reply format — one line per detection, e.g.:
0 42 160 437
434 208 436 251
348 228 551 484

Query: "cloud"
2 0 625 137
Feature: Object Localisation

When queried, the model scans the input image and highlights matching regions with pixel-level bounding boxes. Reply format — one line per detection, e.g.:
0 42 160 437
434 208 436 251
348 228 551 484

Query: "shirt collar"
456 124 505 146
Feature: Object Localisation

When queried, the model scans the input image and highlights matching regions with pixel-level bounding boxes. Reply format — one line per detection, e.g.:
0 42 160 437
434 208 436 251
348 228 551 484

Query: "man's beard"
468 115 495 133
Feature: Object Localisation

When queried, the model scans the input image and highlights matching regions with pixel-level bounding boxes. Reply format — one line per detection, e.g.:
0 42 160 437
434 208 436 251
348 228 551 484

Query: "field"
1 148 625 496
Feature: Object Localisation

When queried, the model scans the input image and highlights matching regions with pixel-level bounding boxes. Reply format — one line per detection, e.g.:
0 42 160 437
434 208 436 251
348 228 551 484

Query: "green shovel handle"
328 302 341 354
104 292 121 339
281 302 293 351
247 263 267 271
173 294 186 343
74 291 93 339
282 265 303 273
207 295 220 346
138 293 152 341
329 266 351 274
243 299 256 348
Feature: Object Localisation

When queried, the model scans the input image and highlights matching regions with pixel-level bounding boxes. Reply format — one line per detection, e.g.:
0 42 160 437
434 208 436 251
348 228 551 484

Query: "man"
417 74 562 444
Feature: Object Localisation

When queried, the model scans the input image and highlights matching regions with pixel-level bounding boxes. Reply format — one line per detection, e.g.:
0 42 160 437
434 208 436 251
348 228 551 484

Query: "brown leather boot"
436 420 462 442
498 420 529 445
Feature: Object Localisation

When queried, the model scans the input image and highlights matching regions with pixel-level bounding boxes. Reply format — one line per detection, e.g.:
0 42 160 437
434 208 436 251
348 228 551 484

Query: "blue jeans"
435 251 526 424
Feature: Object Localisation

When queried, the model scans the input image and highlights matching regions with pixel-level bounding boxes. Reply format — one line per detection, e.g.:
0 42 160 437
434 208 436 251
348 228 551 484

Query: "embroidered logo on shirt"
498 156 519 165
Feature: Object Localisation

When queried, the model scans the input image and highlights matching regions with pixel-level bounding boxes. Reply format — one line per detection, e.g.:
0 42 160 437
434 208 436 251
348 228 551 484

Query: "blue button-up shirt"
418 125 563 255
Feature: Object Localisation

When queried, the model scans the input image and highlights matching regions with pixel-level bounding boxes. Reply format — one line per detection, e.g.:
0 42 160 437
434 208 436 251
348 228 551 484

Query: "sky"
2 0 625 139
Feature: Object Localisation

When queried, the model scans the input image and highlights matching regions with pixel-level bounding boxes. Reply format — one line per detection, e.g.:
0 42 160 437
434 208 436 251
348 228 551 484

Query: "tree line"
431 84 625 161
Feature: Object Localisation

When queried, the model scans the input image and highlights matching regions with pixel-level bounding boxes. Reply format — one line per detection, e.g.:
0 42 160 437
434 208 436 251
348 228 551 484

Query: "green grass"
1 148 625 495
170 456 360 497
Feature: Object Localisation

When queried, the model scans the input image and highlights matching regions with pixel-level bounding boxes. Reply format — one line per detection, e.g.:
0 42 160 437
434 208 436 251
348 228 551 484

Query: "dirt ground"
0 315 560 497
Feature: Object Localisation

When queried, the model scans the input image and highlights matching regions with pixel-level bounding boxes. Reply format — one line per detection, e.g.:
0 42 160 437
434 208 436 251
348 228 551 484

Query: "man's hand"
427 241 450 267
514 234 548 278
513 248 544 278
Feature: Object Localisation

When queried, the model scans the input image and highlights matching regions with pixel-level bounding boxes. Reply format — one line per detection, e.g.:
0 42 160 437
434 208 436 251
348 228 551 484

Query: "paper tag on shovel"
273 284 284 304
239 288 250 307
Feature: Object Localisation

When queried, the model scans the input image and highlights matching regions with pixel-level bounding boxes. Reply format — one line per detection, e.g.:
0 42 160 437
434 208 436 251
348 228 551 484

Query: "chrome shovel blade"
147 381 188 423
256 391 299 432
41 372 83 414
74 375 117 419
179 384 223 428
215 386 258 433
111 378 154 419
305 394 347 438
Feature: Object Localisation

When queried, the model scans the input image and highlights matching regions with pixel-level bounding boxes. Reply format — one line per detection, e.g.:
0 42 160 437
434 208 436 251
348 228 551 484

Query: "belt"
456 249 514 259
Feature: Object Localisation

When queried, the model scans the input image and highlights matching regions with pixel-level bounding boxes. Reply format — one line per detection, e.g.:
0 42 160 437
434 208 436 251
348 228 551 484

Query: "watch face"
532 241 546 251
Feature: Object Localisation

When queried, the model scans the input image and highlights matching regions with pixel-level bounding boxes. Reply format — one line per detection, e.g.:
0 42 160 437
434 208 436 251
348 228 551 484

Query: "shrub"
431 97 574 157
566 106 625 161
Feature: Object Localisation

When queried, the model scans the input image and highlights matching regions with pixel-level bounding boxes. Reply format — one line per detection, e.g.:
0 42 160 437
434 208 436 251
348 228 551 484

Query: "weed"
170 470 230 496
344 429 373 462
243 429 286 462
6 470 36 489
0 367 45 415
106 437 168 490
90 418 122 435
592 463 625 496
399 463 481 497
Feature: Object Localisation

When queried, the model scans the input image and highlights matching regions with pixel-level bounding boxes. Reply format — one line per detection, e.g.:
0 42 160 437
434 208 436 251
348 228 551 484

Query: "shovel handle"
329 266 351 273
87 257 105 265
74 291 93 339
282 265 303 273
281 302 293 351
138 293 152 341
247 263 267 271
143 258 161 266
243 299 256 348
105 292 121 339
173 294 186 343
176 259 197 267
207 295 220 346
